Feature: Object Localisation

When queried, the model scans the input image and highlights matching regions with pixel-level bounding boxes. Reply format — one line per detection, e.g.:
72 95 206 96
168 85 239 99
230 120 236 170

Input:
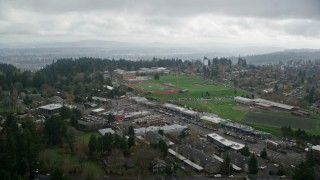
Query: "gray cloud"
2 0 319 19
0 0 320 48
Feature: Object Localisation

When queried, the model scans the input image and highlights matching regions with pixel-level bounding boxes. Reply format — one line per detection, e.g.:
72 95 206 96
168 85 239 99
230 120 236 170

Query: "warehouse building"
207 133 245 151
162 103 199 117
124 110 150 120
133 115 165 126
253 98 295 111
223 122 272 139
98 128 115 135
134 124 187 136
168 148 204 172
234 96 253 104
38 103 63 115
200 116 226 124
137 67 170 75
113 69 136 80
91 108 106 115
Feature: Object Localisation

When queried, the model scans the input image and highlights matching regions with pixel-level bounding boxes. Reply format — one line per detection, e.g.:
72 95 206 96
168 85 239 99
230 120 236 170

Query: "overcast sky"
1 0 320 48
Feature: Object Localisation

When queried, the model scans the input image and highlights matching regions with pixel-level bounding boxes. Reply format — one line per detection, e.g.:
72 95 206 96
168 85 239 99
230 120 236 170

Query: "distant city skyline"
1 0 320 48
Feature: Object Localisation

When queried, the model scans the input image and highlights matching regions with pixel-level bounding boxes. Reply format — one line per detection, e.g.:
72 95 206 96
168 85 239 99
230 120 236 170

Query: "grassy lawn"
179 100 248 121
179 100 320 135
0 106 20 113
76 131 101 144
132 82 172 91
244 111 320 135
145 75 246 99
40 148 105 176
140 74 320 135
243 122 282 136
39 130 105 177
245 111 318 130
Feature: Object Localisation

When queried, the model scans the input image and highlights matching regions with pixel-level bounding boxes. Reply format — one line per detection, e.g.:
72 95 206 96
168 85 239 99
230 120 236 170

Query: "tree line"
281 126 320 144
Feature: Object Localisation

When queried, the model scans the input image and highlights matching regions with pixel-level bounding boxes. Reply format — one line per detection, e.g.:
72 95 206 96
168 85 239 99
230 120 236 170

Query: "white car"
259 165 267 169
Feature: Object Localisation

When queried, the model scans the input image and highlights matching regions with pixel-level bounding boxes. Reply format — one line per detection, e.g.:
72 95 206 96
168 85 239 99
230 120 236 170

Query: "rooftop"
207 133 245 151
92 108 105 113
234 96 253 103
134 124 187 135
98 128 115 135
253 98 294 110
200 116 225 124
163 103 199 116
92 96 109 102
38 103 63 110
168 148 204 171
312 145 320 151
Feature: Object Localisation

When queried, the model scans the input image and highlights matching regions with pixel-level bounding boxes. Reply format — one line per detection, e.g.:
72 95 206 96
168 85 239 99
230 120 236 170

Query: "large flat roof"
98 128 115 135
213 155 242 171
312 145 320 151
134 124 187 135
92 108 105 113
207 133 233 147
200 116 225 124
253 98 294 110
234 96 253 103
230 142 245 150
163 103 199 116
38 103 63 110
168 148 204 171
168 148 186 161
183 159 204 171
207 133 245 151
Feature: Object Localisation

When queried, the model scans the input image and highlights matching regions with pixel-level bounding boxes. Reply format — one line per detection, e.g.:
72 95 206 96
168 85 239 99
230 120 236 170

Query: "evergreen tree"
249 154 258 174
128 136 135 148
221 154 232 175
293 161 315 180
70 115 79 128
107 113 116 122
158 129 164 136
260 148 269 160
44 116 66 145
65 128 76 153
88 135 97 158
154 73 160 80
240 146 251 157
128 125 135 136
158 139 168 157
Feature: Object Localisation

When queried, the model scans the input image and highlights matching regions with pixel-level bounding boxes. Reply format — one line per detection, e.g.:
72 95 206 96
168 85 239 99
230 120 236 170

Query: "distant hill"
0 39 319 69
242 49 320 64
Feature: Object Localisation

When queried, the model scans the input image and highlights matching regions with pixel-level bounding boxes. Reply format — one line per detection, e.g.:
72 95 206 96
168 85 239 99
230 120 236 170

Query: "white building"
38 103 63 115
200 116 226 124
163 103 199 117
91 108 106 115
98 128 115 135
207 133 245 151
234 96 252 104
253 98 295 110
134 124 187 136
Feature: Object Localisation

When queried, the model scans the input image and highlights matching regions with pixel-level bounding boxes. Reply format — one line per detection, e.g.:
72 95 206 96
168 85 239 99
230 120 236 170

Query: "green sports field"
179 100 248 121
180 100 320 135
145 75 246 99
244 111 320 135
140 74 320 135
131 82 172 91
